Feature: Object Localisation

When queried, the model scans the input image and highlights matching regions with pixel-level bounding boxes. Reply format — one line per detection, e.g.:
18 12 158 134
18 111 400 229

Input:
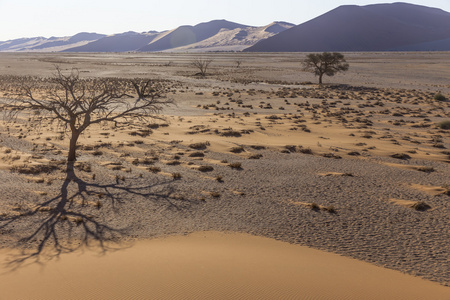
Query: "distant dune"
2 2 450 53
64 31 161 52
245 3 450 52
0 20 293 53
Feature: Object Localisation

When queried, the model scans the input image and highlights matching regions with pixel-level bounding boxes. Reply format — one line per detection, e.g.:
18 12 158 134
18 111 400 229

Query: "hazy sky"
1 0 449 40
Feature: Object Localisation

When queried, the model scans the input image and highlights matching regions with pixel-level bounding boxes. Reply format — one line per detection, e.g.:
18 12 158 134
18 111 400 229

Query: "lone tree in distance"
302 52 349 84
2 67 172 166
191 58 213 77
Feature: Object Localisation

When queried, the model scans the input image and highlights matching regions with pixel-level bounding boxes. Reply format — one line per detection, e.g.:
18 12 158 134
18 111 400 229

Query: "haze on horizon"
1 0 450 41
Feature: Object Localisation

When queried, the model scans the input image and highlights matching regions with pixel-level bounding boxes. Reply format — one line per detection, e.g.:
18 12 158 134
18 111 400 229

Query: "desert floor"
0 52 449 297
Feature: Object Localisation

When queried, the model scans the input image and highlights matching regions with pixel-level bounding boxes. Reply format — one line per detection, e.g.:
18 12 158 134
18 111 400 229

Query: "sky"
0 0 450 41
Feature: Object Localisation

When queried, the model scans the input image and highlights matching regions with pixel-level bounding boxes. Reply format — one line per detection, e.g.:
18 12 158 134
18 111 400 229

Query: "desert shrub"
309 203 320 211
411 201 431 211
198 165 214 172
210 191 221 198
76 162 92 172
417 167 434 173
215 176 223 182
220 131 242 137
92 150 103 156
284 145 297 153
437 120 450 130
230 146 245 153
250 145 266 150
298 147 313 154
172 172 182 179
322 205 337 213
189 142 210 150
434 93 447 101
391 153 411 160
147 166 161 173
348 151 360 156
166 160 181 166
228 162 242 169
189 151 205 157
248 154 263 159
11 163 60 174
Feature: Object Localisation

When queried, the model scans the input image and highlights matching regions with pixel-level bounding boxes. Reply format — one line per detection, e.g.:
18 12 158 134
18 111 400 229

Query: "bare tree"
235 60 242 68
191 58 213 77
2 67 172 166
302 52 349 84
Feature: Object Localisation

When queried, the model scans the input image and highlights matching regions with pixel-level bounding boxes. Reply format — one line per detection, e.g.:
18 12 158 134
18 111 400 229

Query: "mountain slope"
0 33 106 52
165 21 294 52
138 20 248 52
245 2 450 52
64 31 161 52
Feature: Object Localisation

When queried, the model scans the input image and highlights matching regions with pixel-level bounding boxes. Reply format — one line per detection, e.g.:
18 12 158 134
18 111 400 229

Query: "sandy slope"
0 232 448 300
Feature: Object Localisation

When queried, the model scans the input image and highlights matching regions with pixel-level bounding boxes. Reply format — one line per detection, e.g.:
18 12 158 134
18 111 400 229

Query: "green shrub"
438 120 450 130
434 93 447 101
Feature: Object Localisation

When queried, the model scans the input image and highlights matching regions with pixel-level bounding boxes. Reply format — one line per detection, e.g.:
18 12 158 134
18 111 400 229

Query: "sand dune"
0 232 448 300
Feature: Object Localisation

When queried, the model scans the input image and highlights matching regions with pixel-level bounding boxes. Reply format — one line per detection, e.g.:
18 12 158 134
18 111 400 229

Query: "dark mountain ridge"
245 2 450 52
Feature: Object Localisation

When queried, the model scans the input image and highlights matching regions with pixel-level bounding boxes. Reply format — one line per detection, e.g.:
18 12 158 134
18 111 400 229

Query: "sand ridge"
0 232 449 300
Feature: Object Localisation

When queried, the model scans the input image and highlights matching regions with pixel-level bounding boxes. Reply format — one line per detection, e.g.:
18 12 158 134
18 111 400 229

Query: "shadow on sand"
0 162 197 270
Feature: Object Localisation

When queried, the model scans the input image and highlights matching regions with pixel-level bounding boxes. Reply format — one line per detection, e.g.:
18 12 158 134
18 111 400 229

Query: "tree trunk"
319 73 323 84
67 130 80 162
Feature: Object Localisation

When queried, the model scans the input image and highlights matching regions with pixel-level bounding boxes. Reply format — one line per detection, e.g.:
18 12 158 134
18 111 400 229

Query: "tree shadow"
0 162 197 271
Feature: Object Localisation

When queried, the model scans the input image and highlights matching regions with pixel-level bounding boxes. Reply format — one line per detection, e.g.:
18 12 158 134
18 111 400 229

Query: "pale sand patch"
0 232 448 300
382 162 434 172
389 198 419 208
410 184 449 196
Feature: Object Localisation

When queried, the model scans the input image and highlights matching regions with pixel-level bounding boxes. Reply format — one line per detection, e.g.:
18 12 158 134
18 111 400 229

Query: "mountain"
64 31 162 52
0 33 105 52
138 20 250 52
245 2 450 52
0 20 292 52
165 21 294 52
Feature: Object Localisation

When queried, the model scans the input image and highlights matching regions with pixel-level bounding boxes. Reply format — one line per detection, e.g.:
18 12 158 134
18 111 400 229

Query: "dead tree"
191 58 213 77
2 67 172 165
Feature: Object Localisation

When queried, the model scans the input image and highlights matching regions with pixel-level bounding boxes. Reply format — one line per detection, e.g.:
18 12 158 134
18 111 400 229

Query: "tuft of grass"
437 120 450 130
434 93 447 101
230 146 245 153
228 162 242 169
411 201 431 211
309 203 320 211
172 172 182 179
189 151 205 157
94 200 103 209
147 166 161 173
73 217 84 225
416 166 434 173
391 153 411 160
92 150 103 156
298 147 313 155
210 191 221 198
198 165 214 172
215 176 223 182
189 142 210 150
322 205 337 213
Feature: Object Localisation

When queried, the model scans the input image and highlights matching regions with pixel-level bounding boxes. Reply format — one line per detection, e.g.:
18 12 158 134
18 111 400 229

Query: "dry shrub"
411 202 431 211
198 165 214 172
189 142 210 150
11 163 60 174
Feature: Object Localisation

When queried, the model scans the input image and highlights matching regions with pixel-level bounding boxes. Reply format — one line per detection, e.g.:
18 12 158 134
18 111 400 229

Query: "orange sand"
0 232 448 300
